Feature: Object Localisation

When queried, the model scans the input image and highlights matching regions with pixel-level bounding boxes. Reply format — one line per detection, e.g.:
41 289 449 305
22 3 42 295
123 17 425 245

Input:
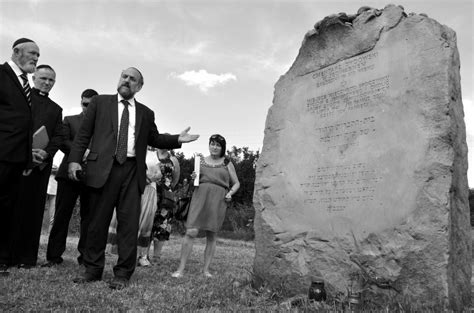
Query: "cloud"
0 17 197 66
171 69 237 93
186 41 208 56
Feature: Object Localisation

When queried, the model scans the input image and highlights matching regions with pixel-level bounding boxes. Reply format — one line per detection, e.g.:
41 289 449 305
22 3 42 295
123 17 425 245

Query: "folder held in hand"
32 125 49 149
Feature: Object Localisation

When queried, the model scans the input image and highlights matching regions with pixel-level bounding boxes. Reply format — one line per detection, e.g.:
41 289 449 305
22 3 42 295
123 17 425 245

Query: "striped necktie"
20 73 31 106
115 100 130 164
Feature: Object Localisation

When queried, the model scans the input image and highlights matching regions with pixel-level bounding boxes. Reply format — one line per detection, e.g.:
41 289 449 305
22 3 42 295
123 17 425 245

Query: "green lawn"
1 235 268 311
1 228 472 311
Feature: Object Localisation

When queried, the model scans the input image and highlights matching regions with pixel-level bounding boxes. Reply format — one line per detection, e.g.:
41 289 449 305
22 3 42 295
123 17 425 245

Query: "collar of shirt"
32 87 48 97
8 60 26 85
117 94 135 108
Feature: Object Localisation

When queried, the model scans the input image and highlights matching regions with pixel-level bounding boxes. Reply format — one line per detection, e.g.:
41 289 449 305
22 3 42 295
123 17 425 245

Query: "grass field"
1 235 266 311
1 228 472 311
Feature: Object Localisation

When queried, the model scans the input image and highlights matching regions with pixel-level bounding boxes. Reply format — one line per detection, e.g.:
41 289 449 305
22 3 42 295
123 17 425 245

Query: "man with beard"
13 65 63 268
0 38 40 276
43 89 98 267
68 67 199 289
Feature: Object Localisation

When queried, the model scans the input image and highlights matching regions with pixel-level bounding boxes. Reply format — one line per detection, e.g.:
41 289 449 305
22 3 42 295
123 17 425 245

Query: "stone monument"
253 4 471 310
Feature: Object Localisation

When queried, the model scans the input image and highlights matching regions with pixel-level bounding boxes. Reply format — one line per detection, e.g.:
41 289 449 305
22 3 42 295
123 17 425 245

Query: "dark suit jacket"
12 89 63 265
0 62 32 164
69 94 181 193
30 88 63 167
56 113 84 180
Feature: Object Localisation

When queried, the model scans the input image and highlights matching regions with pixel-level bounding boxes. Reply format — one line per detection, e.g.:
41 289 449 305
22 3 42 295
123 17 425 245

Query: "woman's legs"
203 231 217 276
137 236 152 266
173 228 198 276
137 246 147 258
137 246 151 266
152 239 165 258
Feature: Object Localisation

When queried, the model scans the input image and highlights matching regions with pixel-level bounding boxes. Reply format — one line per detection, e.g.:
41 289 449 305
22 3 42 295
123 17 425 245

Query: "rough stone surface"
253 4 471 310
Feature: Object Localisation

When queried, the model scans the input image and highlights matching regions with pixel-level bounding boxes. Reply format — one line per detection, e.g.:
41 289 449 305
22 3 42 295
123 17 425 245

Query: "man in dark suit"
13 64 64 268
43 89 98 267
68 67 199 289
0 38 40 276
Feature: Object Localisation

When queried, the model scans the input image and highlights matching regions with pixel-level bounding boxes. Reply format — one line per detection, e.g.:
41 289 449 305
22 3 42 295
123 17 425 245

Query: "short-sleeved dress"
186 156 230 232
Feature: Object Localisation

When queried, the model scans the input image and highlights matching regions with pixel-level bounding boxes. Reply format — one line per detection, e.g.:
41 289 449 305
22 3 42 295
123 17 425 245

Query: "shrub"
220 202 255 241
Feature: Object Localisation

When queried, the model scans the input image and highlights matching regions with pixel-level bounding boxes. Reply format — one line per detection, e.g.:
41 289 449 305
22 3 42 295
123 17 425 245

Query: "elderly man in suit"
68 67 199 289
43 89 98 267
0 38 40 276
13 64 63 268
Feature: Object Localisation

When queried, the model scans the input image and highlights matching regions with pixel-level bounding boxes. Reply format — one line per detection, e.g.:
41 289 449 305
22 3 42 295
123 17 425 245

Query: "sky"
1 0 473 182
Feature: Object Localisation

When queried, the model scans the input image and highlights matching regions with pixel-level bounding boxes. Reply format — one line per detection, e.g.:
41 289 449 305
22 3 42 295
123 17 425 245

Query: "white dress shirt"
8 60 27 85
117 94 136 157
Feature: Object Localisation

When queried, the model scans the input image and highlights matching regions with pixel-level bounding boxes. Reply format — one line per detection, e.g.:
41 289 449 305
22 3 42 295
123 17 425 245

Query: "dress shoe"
41 261 62 268
17 263 35 269
108 277 129 290
73 273 101 283
0 264 9 276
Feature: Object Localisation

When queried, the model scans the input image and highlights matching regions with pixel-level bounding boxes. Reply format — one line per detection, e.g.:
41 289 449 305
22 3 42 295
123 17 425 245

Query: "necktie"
116 100 130 164
20 73 31 106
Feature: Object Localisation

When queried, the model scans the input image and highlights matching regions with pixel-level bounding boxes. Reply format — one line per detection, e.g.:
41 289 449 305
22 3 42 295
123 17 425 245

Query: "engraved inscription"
300 163 382 213
316 116 376 149
306 75 390 118
311 51 379 88
298 50 393 212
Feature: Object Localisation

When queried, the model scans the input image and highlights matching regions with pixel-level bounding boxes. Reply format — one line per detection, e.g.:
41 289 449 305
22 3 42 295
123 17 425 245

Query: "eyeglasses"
81 102 90 107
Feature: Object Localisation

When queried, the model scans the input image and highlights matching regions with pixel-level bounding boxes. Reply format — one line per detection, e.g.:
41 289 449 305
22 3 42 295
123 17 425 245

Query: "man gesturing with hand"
68 67 198 290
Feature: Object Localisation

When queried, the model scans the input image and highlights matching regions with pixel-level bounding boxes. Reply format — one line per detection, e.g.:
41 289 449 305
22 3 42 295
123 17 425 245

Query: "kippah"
12 38 35 49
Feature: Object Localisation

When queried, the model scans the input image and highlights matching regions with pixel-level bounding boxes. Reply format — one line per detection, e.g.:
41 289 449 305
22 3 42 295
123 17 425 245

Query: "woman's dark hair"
209 134 226 157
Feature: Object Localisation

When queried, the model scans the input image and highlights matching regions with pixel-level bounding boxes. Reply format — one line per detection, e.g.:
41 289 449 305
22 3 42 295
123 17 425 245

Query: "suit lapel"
135 101 144 141
110 95 119 140
4 62 30 105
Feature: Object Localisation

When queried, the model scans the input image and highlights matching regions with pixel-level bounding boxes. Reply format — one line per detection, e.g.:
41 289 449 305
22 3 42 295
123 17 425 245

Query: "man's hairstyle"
36 64 55 73
81 89 99 99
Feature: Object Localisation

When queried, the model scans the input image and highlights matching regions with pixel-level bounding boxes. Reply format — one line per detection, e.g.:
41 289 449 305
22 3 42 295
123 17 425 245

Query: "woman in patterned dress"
172 134 240 278
146 148 180 264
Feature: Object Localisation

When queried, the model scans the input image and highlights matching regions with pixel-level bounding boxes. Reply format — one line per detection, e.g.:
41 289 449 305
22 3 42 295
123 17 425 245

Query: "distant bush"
220 202 254 241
